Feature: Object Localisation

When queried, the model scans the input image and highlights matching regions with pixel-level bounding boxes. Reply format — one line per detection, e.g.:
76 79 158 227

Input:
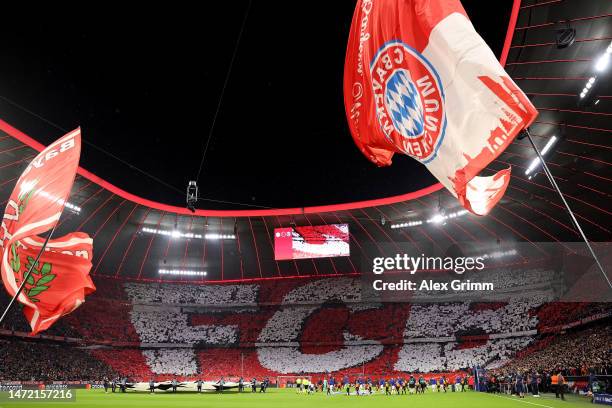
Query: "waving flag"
0 128 95 335
344 0 538 215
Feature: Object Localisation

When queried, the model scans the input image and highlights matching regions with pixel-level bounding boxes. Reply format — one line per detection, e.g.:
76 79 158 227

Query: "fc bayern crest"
370 41 446 163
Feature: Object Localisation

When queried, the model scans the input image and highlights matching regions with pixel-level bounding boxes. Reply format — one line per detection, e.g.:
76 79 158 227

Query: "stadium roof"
0 1 512 209
0 0 610 283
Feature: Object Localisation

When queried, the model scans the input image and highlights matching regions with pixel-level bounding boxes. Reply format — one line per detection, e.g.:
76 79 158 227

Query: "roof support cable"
195 0 253 182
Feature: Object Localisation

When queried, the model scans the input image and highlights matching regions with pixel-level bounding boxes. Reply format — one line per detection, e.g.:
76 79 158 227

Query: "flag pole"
0 224 57 327
523 128 611 290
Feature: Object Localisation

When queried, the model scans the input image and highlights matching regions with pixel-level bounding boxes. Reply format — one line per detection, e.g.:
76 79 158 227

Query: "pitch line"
485 393 555 408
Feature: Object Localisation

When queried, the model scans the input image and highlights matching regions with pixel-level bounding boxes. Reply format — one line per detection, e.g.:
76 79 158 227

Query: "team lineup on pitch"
0 388 597 408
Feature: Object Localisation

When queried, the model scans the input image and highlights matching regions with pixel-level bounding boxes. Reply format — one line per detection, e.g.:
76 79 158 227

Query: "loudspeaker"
555 26 576 49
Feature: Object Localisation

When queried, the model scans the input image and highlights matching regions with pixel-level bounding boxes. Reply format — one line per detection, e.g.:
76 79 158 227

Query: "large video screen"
274 224 350 260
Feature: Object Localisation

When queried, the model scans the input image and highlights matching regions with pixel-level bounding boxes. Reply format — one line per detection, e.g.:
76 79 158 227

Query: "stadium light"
204 233 236 240
390 209 468 229
525 135 557 176
581 76 598 99
63 202 82 213
38 189 81 213
427 209 467 224
159 269 207 276
581 41 612 100
390 220 423 229
142 227 235 240
430 214 445 224
594 48 611 72
481 249 518 259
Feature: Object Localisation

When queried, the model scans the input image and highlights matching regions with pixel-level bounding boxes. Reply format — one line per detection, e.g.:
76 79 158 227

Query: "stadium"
0 1 611 407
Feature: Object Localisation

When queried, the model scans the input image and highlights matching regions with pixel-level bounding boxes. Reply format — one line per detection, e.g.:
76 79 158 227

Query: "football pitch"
0 388 596 408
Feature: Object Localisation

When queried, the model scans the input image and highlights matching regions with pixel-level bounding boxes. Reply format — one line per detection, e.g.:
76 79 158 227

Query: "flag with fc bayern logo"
0 128 95 335
344 0 538 215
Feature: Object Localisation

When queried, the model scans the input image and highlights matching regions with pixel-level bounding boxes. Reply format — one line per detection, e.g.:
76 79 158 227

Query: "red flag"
344 0 538 215
0 128 95 335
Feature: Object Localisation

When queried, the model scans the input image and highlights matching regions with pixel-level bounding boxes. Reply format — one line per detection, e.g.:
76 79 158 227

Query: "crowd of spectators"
130 309 237 345
142 348 198 376
257 333 384 374
495 323 612 375
536 302 611 330
280 277 362 304
124 282 258 305
404 296 547 338
468 268 556 291
89 348 152 381
65 297 140 342
0 340 116 381
393 337 534 372
1 275 609 384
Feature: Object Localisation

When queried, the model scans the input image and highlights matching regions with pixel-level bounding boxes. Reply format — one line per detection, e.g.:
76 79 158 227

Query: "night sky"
0 1 512 209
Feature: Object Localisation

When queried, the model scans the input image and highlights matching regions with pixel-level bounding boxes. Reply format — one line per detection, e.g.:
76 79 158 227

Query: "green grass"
0 388 595 408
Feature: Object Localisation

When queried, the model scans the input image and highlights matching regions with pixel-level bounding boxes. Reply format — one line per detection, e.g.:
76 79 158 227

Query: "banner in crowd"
594 393 612 406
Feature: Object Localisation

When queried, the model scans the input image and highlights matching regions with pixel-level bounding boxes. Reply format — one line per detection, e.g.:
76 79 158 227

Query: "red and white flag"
344 0 538 215
0 128 95 335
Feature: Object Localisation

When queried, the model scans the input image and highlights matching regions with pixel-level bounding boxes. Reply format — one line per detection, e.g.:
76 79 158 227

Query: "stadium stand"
130 310 237 345
0 340 117 381
124 282 259 306
1 275 609 382
89 348 152 380
494 323 612 375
